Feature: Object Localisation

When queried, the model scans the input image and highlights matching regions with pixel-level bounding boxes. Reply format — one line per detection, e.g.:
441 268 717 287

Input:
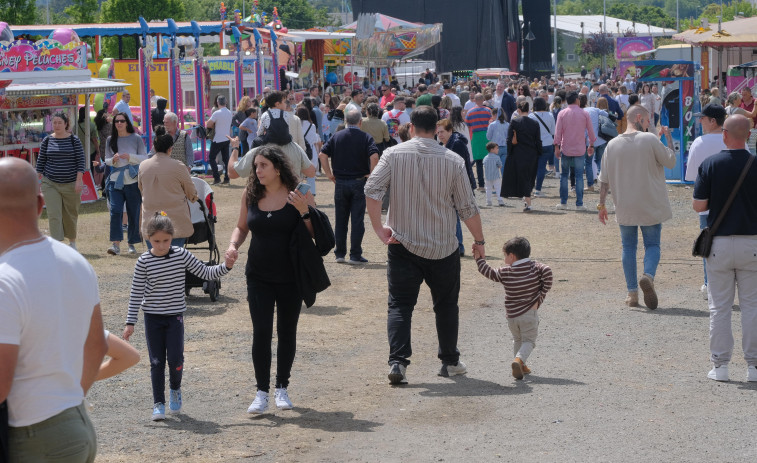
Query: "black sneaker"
212 179 221 185
222 178 230 184
388 363 407 385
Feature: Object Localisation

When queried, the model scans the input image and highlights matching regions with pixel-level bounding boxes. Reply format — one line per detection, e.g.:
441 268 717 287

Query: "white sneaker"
274 388 293 409
498 200 506 207
748 366 757 382
247 390 269 414
707 365 729 382
532 190 543 197
107 244 120 255
575 205 588 211
701 284 708 301
128 244 137 254
335 256 346 263
555 203 568 210
439 361 467 377
486 200 492 206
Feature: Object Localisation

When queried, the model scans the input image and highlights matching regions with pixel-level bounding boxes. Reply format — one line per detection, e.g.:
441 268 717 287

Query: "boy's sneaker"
247 390 269 414
639 273 658 310
747 365 757 382
274 388 293 410
511 358 525 380
388 363 407 385
128 244 137 254
168 388 182 414
438 361 467 377
152 403 166 421
707 365 729 382
107 244 120 255
498 199 506 207
486 200 492 206
69 242 78 252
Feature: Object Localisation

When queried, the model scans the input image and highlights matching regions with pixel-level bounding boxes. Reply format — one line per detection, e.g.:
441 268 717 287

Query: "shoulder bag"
692 154 755 257
533 113 552 136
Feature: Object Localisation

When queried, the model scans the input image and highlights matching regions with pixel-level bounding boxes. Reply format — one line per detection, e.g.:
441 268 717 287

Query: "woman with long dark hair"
104 112 147 255
501 99 541 212
226 145 315 414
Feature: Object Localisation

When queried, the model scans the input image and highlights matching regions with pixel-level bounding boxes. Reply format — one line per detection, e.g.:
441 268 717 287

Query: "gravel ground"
46 171 756 462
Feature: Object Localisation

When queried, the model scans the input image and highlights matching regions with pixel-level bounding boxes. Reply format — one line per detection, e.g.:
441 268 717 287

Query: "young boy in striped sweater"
473 237 552 380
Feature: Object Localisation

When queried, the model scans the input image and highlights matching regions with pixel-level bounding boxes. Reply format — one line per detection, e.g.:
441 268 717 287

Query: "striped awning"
5 78 129 96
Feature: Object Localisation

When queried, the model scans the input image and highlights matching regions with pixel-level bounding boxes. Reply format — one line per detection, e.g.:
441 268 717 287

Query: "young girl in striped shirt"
123 212 236 421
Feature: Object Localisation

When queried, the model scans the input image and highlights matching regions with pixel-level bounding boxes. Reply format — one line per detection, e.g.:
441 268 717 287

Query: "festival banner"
636 62 694 81
0 39 87 73
616 37 654 79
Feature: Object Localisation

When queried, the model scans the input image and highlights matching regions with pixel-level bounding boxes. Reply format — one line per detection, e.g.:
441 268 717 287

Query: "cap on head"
694 103 727 123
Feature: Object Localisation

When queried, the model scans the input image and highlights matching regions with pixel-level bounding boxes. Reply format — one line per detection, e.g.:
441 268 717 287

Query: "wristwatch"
300 212 311 220
474 240 485 246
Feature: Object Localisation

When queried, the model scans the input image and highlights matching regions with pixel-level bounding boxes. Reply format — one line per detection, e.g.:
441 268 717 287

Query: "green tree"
608 4 676 29
100 0 185 58
0 0 36 25
64 0 99 24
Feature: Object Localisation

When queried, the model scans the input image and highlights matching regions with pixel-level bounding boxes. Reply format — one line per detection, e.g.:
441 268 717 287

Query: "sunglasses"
114 119 127 123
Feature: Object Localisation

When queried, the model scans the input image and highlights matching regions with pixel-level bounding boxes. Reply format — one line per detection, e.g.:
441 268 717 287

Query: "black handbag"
1 400 8 463
692 154 755 257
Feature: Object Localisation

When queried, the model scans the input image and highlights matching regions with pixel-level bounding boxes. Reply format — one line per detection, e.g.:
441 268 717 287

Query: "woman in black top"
226 145 315 414
501 99 541 212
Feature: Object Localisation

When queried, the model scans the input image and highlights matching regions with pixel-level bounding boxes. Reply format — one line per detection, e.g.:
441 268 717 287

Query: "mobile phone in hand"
296 182 311 195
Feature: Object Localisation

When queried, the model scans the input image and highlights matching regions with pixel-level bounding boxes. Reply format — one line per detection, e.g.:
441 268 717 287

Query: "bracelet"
596 204 606 211
474 240 485 246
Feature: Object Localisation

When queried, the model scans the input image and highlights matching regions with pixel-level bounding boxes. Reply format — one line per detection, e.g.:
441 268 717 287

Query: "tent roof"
341 14 424 31
673 17 757 47
541 15 674 38
10 21 223 38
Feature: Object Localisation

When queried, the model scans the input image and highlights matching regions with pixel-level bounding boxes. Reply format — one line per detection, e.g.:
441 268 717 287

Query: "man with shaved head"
693 114 757 383
597 105 676 310
0 158 107 461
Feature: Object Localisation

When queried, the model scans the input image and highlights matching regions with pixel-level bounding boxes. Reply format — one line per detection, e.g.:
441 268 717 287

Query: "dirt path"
50 174 756 462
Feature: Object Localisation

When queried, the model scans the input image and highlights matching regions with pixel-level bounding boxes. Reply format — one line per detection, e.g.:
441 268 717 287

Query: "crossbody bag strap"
710 154 755 234
533 113 552 136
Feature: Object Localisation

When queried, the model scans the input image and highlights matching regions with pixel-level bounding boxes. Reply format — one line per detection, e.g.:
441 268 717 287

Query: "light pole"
553 0 558 79
526 21 536 79
602 0 607 77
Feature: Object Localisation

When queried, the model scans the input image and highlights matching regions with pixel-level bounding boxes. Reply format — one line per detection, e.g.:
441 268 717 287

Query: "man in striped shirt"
474 236 553 380
365 106 485 385
465 94 493 190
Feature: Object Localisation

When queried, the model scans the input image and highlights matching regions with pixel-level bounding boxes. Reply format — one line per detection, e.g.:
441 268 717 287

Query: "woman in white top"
296 107 320 196
528 97 555 196
639 84 656 123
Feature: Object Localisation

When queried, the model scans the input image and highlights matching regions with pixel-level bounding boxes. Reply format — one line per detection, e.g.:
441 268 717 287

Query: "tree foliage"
0 0 36 25
100 0 185 58
65 0 98 24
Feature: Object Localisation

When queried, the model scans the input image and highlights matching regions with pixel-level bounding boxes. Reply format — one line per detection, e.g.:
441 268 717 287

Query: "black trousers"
247 278 303 392
386 244 461 366
208 140 230 182
144 313 184 404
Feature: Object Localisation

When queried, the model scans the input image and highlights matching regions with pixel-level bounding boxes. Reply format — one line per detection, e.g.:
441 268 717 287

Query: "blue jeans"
619 224 662 291
560 156 585 206
387 244 461 366
584 152 595 187
146 237 186 250
498 146 507 177
144 313 184 405
334 178 367 259
535 145 553 191
108 182 141 244
699 214 708 286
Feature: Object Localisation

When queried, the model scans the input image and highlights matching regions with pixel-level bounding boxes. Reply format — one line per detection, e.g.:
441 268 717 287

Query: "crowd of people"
3 66 757 461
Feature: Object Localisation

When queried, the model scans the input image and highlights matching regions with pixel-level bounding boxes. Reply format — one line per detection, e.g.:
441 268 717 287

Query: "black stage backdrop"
522 0 553 77
350 0 513 72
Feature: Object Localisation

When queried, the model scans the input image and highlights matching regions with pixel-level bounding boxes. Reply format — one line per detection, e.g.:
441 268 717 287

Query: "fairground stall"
634 60 700 183
1 27 127 201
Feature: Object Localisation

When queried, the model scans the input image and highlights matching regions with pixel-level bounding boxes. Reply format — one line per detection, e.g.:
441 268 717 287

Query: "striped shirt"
476 257 553 319
365 136 480 260
126 246 230 325
483 153 502 181
465 105 492 133
36 135 86 183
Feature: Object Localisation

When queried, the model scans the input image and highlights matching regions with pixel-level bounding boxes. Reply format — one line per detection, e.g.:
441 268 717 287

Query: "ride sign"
0 39 87 73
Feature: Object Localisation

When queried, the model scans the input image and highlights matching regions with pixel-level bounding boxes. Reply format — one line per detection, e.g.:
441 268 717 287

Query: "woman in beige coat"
138 126 198 247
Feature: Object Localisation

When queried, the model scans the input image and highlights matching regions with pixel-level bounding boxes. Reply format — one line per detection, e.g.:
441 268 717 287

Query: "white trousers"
485 178 502 202
706 236 757 367
507 308 540 362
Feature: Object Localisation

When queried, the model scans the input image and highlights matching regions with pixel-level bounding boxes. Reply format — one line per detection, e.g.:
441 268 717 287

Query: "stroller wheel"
208 280 220 302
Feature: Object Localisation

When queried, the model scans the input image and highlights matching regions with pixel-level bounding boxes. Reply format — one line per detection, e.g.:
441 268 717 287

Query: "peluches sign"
0 39 87 73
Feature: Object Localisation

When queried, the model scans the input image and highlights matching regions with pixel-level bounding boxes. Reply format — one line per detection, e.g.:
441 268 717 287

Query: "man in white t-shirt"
206 95 233 184
113 91 133 124
0 157 107 462
382 96 411 143
443 84 461 107
685 104 733 300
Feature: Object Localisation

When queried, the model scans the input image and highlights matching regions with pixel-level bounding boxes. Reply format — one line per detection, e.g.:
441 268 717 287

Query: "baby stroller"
185 177 222 301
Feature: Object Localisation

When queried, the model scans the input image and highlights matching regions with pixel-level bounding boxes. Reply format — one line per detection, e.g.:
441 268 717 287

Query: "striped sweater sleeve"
126 257 148 325
182 248 230 281
475 258 508 283
535 262 553 306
